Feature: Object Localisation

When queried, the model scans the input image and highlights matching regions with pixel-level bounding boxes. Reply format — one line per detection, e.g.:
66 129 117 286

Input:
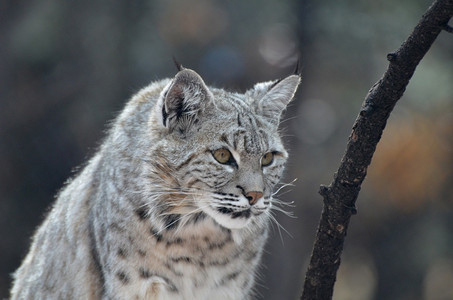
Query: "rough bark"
301 0 453 299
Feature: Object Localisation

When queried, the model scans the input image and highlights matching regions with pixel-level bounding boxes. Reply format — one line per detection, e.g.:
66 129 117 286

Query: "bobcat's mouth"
198 192 267 229
203 204 267 230
205 207 252 229
217 207 252 219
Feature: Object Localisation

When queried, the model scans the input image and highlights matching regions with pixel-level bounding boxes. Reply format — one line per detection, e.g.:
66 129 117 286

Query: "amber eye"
261 152 274 167
213 148 232 164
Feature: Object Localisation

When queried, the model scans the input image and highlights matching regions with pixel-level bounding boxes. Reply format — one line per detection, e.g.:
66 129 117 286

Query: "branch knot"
319 184 330 197
387 52 398 62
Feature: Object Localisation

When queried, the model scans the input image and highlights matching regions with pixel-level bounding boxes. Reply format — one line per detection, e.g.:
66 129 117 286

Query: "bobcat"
10 65 300 299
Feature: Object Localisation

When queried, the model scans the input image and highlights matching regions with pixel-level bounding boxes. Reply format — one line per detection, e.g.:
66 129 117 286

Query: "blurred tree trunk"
301 0 453 299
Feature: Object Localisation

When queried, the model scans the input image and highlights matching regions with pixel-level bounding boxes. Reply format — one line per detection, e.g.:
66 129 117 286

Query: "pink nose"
246 191 263 205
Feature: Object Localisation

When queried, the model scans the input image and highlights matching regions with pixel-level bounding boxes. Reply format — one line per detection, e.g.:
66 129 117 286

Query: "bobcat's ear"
251 75 300 126
158 69 211 134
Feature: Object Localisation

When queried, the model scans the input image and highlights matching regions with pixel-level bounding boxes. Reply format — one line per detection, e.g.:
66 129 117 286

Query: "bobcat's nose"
245 191 263 206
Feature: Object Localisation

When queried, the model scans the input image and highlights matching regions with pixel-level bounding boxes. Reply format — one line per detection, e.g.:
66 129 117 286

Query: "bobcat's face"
174 108 288 229
149 68 299 230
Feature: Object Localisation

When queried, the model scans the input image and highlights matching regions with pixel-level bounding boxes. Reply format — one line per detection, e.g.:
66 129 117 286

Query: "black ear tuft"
268 60 301 90
293 58 301 76
172 56 184 72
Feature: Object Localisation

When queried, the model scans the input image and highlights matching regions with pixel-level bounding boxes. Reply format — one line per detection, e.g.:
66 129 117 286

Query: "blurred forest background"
1 0 453 299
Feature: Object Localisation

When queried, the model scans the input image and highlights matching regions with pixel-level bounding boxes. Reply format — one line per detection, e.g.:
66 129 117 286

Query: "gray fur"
11 68 300 299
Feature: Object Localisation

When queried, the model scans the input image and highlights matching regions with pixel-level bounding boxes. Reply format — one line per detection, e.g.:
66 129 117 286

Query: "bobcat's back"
11 68 300 299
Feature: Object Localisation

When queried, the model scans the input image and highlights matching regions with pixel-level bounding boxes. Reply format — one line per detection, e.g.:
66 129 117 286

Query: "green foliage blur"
1 0 452 299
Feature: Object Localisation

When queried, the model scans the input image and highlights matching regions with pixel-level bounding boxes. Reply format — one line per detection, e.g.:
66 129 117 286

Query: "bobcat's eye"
261 152 274 167
213 148 233 164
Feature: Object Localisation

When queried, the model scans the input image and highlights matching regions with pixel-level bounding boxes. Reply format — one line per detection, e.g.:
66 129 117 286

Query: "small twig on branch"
301 0 453 299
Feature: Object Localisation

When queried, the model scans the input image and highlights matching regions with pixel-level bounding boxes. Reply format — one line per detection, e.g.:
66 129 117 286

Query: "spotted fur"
11 68 300 299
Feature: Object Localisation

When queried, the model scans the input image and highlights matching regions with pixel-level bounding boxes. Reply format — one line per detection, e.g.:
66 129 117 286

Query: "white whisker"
269 204 296 218
273 178 297 195
265 210 293 244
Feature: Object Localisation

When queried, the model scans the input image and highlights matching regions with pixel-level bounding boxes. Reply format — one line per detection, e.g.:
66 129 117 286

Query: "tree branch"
301 0 453 299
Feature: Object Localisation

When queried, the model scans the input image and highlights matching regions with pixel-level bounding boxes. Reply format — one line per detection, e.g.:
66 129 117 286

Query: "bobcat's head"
148 67 300 230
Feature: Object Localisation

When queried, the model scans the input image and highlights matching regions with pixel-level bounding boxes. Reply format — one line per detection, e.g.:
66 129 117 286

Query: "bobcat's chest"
110 218 265 299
